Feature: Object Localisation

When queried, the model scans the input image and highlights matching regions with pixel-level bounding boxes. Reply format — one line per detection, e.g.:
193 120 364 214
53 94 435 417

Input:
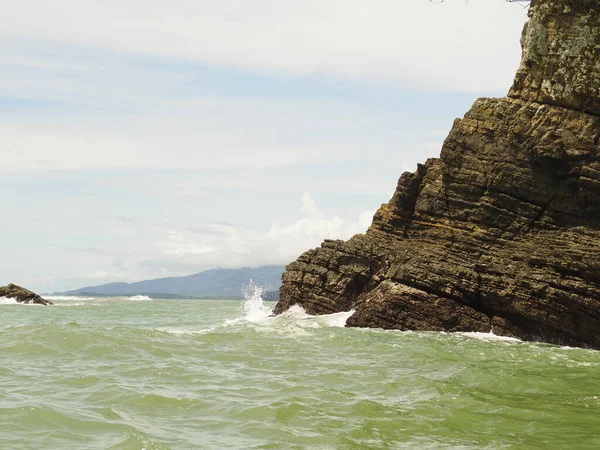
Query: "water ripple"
1 294 599 449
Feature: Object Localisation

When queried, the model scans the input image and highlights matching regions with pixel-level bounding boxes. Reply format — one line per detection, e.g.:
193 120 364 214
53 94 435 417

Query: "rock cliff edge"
274 0 600 349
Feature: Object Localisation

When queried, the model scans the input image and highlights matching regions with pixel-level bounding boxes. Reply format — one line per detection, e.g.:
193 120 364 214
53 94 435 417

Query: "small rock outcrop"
0 284 53 305
274 0 600 349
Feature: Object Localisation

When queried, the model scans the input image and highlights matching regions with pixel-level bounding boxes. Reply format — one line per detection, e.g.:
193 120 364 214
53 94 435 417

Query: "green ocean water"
1 292 599 450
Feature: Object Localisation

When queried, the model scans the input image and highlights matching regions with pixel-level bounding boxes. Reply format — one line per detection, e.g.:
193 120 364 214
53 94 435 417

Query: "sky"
0 0 530 293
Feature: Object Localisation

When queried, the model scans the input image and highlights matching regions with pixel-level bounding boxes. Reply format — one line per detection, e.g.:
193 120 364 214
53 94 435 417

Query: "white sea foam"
45 295 95 301
125 295 153 301
459 330 522 343
237 281 355 334
158 325 218 335
0 297 18 305
241 281 272 323
276 304 356 328
158 283 355 336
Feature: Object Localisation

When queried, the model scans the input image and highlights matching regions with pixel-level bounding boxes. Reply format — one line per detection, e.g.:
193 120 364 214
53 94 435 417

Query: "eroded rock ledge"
0 284 53 305
274 0 600 349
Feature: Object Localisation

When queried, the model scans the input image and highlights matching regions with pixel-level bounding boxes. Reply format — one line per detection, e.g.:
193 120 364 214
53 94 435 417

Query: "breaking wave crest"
241 281 273 323
0 297 18 305
459 330 522 343
237 281 355 334
124 295 152 301
162 282 355 336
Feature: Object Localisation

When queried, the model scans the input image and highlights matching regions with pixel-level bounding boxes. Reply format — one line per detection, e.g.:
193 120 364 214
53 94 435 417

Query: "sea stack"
0 284 53 305
274 0 600 349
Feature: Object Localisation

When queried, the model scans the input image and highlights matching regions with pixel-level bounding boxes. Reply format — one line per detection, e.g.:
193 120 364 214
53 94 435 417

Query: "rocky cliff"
0 284 53 305
273 0 600 349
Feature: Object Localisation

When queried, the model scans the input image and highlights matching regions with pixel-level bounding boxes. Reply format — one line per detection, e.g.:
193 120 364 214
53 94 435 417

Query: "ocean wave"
53 302 87 307
0 297 18 305
124 295 153 301
237 282 355 335
45 295 95 301
157 283 355 337
458 330 522 343
157 325 219 335
275 304 355 328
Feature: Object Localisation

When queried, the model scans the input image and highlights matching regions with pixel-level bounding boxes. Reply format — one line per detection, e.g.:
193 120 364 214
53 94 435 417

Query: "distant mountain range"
54 265 284 300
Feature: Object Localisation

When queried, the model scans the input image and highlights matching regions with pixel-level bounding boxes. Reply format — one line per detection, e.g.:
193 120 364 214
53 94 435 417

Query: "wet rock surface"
274 0 600 349
0 284 53 305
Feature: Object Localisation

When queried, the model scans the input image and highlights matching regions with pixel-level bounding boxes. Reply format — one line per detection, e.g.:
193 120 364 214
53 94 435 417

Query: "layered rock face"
274 0 600 349
0 284 53 305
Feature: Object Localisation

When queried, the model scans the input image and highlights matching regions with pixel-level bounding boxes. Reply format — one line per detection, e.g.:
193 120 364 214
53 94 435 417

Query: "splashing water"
238 281 355 334
241 281 272 323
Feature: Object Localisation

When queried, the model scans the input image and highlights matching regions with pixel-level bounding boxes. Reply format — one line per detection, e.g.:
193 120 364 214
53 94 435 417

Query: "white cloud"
0 93 443 172
0 102 345 171
269 193 366 244
300 192 323 218
0 0 528 92
27 268 131 293
85 270 112 279
0 2 527 174
141 193 375 273
0 1 530 291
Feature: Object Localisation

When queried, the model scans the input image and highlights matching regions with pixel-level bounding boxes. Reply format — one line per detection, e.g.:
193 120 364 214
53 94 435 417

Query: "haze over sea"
1 287 599 450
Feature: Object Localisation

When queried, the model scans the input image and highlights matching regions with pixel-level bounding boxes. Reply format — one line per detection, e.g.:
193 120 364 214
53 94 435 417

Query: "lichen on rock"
509 0 600 116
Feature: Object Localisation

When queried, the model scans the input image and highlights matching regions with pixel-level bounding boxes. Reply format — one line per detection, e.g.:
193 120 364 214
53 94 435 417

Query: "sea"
1 286 599 450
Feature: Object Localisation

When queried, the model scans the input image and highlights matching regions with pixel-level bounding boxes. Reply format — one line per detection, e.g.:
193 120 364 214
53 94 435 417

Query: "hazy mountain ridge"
55 266 284 299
